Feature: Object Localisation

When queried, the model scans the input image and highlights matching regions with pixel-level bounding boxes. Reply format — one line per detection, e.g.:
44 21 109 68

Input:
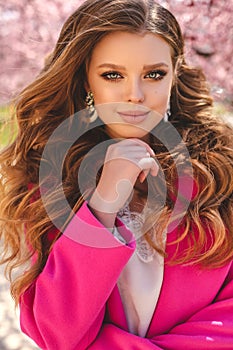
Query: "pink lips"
117 110 150 124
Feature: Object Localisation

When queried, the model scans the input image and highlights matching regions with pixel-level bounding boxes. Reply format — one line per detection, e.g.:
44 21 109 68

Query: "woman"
1 0 233 349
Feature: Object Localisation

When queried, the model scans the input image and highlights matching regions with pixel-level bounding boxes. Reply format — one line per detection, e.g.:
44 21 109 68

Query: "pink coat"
20 202 233 349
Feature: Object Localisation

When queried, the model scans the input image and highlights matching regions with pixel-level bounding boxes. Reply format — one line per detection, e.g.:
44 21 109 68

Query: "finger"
128 138 155 157
138 158 159 176
105 147 150 162
115 138 155 157
139 169 149 183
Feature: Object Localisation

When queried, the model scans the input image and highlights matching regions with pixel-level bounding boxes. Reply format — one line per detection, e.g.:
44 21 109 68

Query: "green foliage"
0 105 17 149
214 102 233 126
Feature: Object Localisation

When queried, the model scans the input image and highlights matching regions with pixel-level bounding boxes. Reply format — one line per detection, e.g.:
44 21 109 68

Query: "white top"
114 205 166 337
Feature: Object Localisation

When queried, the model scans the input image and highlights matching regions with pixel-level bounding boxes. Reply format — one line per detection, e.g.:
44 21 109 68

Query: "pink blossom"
1 0 232 106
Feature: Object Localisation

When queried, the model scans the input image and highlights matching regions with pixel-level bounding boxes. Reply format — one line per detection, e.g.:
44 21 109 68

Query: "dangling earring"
164 102 171 122
85 91 98 123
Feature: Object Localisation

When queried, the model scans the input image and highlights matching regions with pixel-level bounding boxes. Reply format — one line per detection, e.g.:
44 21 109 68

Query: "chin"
106 124 151 139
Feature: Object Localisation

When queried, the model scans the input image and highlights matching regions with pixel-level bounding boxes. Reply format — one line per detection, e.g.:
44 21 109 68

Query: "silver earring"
164 102 171 122
85 91 98 123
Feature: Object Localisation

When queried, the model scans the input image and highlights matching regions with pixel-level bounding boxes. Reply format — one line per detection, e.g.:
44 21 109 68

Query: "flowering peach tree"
1 0 232 106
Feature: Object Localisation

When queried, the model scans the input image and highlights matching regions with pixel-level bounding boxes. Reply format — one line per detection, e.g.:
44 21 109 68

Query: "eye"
101 71 123 81
145 70 167 81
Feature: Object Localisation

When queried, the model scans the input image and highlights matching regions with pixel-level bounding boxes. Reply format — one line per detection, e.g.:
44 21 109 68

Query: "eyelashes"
144 70 167 80
100 70 168 82
101 72 123 81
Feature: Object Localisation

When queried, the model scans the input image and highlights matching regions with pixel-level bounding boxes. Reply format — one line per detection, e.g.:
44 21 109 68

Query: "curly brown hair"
0 0 233 304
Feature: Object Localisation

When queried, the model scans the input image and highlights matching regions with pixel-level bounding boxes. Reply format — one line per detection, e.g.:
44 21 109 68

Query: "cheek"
150 92 170 115
95 104 115 121
91 83 121 105
93 90 114 105
150 83 172 113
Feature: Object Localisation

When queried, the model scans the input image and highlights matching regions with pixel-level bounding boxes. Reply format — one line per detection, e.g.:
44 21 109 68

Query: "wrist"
89 189 121 215
88 195 117 230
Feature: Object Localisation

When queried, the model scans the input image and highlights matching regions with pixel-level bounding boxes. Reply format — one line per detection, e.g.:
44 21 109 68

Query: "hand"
89 139 159 216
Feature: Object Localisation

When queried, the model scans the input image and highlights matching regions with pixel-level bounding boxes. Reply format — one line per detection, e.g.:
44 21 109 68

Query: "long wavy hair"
1 0 233 304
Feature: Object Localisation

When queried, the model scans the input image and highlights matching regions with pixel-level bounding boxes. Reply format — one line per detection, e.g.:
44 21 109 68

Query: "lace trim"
117 205 157 263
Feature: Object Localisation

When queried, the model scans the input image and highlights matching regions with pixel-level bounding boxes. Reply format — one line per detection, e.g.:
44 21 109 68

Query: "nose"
125 78 145 103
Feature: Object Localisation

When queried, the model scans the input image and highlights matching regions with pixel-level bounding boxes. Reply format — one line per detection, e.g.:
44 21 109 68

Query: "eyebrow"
97 63 169 70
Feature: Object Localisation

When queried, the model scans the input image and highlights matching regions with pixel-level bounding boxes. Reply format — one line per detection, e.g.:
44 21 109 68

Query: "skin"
86 31 174 229
86 31 174 139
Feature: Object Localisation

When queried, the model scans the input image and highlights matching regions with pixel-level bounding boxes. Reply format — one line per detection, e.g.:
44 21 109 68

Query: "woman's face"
86 31 174 139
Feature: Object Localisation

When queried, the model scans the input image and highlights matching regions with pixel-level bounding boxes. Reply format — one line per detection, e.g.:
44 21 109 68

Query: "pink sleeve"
88 264 233 349
20 202 135 350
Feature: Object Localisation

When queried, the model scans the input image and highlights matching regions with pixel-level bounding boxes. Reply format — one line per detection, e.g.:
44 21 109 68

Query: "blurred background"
1 0 233 146
0 0 233 349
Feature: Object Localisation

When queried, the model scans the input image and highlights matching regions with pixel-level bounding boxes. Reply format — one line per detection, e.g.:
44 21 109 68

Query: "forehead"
89 31 172 67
